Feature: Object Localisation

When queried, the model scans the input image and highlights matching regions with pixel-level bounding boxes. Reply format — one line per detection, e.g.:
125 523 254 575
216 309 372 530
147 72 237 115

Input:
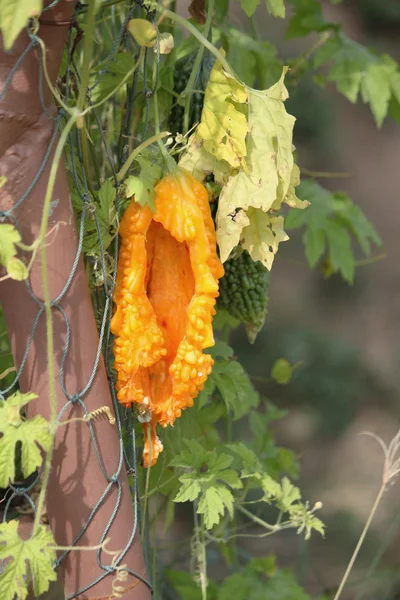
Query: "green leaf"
324 220 354 283
195 54 249 170
286 180 382 283
313 32 400 126
0 392 51 488
124 177 149 207
97 178 117 245
218 555 312 600
333 192 382 253
215 0 230 23
224 28 283 88
171 441 242 529
303 227 326 267
197 485 235 528
207 340 234 359
219 572 251 600
90 53 134 102
80 179 117 257
271 358 293 385
0 521 57 600
265 0 286 18
124 155 162 211
248 406 299 479
0 224 21 270
174 477 202 503
6 257 28 281
0 0 42 51
237 0 285 18
203 354 259 420
260 475 325 539
286 0 330 38
361 61 395 127
237 0 260 18
166 569 219 600
224 441 263 478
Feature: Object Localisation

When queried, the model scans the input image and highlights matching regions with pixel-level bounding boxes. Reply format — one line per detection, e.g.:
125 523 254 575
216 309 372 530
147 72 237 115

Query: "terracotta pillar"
0 2 151 598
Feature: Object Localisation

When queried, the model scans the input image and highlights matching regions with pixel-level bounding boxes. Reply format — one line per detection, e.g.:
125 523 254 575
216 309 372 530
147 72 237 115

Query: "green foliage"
198 341 259 419
171 440 242 529
286 0 333 38
168 554 323 600
285 179 382 282
223 28 283 89
0 224 29 281
70 177 118 276
0 521 57 600
0 391 51 488
218 556 310 600
313 32 400 127
237 0 286 18
124 155 163 212
217 249 270 343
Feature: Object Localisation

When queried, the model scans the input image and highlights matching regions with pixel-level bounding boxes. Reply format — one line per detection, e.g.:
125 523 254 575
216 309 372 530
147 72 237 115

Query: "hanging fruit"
217 249 270 344
111 169 224 466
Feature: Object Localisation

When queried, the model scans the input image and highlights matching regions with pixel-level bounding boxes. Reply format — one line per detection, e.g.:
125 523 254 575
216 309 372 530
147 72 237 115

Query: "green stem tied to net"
33 114 77 536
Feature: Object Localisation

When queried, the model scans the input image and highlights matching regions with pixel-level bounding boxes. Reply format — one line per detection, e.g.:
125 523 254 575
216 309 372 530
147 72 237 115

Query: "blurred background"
225 0 400 597
2 1 399 598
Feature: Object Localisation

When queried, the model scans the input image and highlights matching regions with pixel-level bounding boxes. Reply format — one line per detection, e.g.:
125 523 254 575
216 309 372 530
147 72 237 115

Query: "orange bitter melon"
111 169 224 466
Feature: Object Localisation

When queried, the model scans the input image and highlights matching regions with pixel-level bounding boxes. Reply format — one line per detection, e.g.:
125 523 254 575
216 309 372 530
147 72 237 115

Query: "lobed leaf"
0 521 57 600
0 391 51 488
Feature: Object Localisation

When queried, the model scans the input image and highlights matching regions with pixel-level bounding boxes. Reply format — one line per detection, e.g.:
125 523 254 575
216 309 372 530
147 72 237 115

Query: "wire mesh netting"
0 1 162 597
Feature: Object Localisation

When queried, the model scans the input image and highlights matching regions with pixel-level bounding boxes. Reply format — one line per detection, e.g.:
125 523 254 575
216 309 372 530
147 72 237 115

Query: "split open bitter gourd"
111 170 224 467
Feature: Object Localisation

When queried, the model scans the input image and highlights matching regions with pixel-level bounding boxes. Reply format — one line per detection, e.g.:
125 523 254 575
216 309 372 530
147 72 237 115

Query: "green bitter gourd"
217 249 270 343
168 51 214 137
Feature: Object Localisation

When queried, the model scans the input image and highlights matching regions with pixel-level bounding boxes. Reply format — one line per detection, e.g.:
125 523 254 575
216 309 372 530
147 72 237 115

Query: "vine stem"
199 514 207 600
237 504 280 532
77 0 97 113
182 0 215 135
333 483 386 600
80 126 95 196
32 115 77 536
289 31 332 78
117 131 170 181
159 8 236 79
141 425 153 546
152 47 176 174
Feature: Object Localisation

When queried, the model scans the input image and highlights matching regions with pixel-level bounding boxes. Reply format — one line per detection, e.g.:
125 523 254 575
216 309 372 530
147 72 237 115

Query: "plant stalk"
33 115 77 536
333 483 386 600
77 0 97 112
117 131 170 181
